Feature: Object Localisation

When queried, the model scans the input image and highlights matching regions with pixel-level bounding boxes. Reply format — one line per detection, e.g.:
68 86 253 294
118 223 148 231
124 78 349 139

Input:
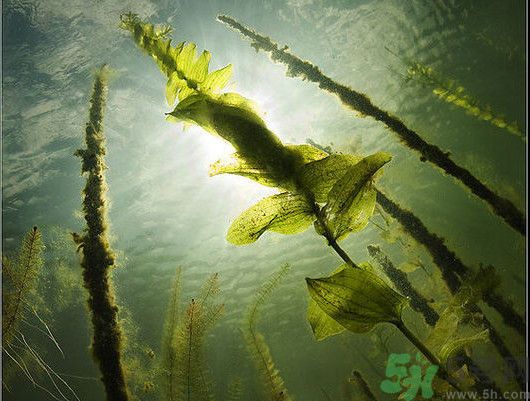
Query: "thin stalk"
218 14 525 236
305 192 358 269
393 320 462 392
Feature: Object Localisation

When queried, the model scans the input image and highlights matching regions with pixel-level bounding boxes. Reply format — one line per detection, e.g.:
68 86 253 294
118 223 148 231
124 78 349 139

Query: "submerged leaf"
284 144 328 164
209 153 279 187
227 193 315 245
324 152 391 240
306 267 407 333
189 50 211 83
307 264 349 341
299 154 362 202
202 64 233 92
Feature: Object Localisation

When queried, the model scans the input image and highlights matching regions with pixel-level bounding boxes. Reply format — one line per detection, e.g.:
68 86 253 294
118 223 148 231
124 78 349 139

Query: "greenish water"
1 1 526 400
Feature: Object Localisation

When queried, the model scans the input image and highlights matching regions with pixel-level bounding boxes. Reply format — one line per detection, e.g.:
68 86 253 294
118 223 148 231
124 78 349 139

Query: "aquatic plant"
244 264 292 401
2 227 80 401
405 62 523 139
120 15 495 391
367 245 439 326
160 267 182 401
306 266 462 390
2 226 45 344
216 14 525 236
159 269 224 401
226 377 243 401
74 64 130 401
375 191 524 336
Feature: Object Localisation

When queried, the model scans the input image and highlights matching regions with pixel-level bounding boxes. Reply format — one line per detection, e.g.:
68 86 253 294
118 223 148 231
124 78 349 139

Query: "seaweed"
74 64 130 401
405 62 523 139
2 227 80 401
367 245 439 327
244 264 292 401
159 270 224 401
217 14 525 236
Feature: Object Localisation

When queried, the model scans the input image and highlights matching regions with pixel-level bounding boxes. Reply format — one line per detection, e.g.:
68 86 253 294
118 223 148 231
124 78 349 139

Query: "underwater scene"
1 0 526 400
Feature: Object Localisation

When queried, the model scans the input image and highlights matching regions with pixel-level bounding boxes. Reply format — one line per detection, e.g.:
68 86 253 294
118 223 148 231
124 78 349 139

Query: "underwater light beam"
217 15 525 236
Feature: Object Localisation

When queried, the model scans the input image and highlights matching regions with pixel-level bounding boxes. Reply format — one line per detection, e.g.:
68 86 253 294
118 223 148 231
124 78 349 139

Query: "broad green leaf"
307 263 349 341
227 192 315 245
299 154 363 202
306 267 407 333
189 50 211 82
307 262 378 341
209 153 279 188
307 300 346 340
202 64 233 92
285 144 328 165
325 152 391 240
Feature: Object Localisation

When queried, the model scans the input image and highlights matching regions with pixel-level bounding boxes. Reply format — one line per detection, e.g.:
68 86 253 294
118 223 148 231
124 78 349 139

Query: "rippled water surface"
2 1 526 400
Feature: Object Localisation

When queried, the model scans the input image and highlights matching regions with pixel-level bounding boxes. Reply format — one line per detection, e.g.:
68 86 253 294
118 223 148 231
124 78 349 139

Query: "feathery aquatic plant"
2 226 44 344
160 270 224 401
74 65 130 401
2 227 80 401
216 14 525 236
160 267 182 401
406 62 523 139
244 264 292 401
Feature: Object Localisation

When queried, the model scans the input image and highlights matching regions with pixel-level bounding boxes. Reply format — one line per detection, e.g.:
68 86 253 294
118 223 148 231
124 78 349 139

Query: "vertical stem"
76 65 129 401
393 321 462 392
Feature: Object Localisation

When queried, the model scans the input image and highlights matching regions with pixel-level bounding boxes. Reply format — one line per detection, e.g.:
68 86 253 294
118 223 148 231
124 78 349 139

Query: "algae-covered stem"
217 14 525 236
75 65 130 401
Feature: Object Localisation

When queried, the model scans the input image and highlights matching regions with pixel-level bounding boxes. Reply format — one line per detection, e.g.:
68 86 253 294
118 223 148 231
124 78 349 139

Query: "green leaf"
202 64 233 92
189 50 211 83
165 71 187 106
307 300 346 340
227 192 315 245
177 42 197 77
284 144 328 165
307 264 348 341
306 267 407 333
209 153 279 188
324 152 391 240
177 85 197 102
299 154 362 202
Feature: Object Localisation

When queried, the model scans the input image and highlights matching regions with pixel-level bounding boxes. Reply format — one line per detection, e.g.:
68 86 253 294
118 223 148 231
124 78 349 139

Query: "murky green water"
2 1 526 400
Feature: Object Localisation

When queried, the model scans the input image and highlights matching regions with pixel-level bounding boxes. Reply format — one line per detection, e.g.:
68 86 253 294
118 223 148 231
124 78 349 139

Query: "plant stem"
306 193 358 269
393 320 462 392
